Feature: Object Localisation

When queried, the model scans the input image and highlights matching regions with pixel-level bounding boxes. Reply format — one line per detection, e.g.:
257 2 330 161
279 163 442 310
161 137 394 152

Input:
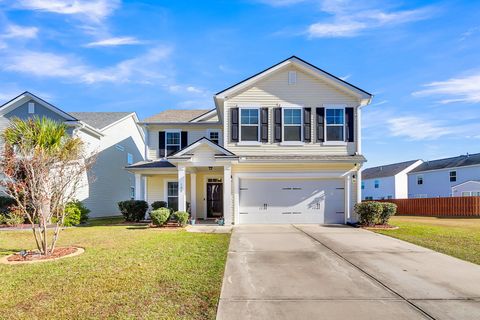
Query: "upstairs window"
166 131 181 156
28 102 35 114
325 108 345 141
240 108 259 141
127 153 133 165
374 180 379 188
449 171 456 182
209 131 220 144
361 181 365 190
417 175 423 185
283 108 303 141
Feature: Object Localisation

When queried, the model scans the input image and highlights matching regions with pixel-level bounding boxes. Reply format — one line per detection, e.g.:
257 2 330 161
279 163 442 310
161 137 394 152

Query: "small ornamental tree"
0 117 95 256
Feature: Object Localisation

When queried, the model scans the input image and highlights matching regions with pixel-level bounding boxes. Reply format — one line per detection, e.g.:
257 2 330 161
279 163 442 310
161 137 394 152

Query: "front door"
207 183 223 218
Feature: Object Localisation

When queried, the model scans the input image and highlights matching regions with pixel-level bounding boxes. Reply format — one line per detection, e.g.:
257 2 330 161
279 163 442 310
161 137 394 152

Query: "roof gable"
215 56 372 104
0 91 77 121
170 137 235 157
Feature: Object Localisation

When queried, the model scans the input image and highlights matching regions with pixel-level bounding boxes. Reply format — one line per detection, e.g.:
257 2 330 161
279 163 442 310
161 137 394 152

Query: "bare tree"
0 117 95 256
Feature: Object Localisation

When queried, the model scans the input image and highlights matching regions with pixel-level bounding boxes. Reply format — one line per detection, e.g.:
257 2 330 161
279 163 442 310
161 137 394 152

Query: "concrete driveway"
216 224 480 320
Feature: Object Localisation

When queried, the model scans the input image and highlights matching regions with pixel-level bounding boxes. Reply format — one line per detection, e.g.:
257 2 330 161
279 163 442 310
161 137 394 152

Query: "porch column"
135 174 143 200
190 173 197 219
345 173 352 223
178 166 186 212
223 165 232 225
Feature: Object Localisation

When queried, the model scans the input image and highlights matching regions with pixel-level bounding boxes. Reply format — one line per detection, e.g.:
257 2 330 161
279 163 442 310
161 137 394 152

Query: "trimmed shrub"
151 201 168 210
379 202 397 225
118 200 148 222
150 208 170 226
2 209 24 226
173 211 189 227
355 201 383 226
62 200 90 226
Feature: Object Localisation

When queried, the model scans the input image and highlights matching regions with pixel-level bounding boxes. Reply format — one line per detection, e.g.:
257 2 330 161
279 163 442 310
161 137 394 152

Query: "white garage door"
238 179 345 224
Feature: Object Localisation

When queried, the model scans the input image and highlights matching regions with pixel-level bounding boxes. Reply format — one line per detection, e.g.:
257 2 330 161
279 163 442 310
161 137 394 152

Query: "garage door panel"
239 179 345 224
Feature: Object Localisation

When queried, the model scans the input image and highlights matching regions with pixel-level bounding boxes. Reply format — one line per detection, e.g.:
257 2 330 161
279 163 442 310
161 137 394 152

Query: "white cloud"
14 0 120 22
85 36 142 47
1 46 173 84
2 24 39 39
168 85 208 95
413 73 480 104
339 74 351 81
305 1 435 38
387 116 453 140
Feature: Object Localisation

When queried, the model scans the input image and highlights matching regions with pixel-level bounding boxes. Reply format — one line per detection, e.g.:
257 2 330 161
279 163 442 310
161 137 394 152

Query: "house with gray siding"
0 92 146 217
408 153 480 198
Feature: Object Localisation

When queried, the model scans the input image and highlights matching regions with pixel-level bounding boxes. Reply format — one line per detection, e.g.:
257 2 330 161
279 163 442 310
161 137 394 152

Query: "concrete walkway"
216 224 480 320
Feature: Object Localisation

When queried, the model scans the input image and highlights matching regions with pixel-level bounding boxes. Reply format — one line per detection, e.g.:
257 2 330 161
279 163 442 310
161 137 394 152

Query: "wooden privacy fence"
376 197 480 217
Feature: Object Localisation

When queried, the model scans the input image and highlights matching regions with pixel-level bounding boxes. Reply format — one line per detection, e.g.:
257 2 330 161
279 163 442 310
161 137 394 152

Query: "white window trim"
417 175 424 185
165 129 181 156
207 129 221 144
323 104 347 145
28 102 35 114
130 186 135 200
238 106 261 143
449 170 457 182
164 180 179 208
281 106 303 143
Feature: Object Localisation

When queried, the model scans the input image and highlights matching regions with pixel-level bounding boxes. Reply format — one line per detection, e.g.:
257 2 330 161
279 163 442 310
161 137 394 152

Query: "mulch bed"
7 247 78 262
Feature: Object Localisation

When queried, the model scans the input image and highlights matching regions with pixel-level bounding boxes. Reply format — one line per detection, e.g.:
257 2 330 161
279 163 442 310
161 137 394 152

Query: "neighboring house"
0 92 145 217
127 56 372 225
362 160 422 200
408 153 480 198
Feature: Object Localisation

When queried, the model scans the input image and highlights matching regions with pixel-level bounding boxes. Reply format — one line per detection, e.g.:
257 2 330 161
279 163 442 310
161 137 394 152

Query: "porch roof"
126 160 176 169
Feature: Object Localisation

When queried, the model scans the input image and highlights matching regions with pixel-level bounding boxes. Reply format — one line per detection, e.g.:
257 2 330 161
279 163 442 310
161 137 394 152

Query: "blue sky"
0 0 479 167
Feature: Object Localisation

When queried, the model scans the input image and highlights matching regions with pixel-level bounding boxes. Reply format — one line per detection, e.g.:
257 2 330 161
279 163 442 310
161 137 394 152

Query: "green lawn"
0 218 230 319
374 216 480 265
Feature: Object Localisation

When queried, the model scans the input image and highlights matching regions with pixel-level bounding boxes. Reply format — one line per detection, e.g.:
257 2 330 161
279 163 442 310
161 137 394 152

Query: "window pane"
284 109 301 125
326 109 344 125
168 197 178 211
166 145 180 156
241 109 258 124
326 126 343 141
241 126 258 141
284 126 301 141
166 132 180 144
168 182 178 197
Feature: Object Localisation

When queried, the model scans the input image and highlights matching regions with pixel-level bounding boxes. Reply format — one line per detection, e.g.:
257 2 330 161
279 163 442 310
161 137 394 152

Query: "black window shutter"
303 108 311 142
181 131 188 148
316 108 325 142
230 108 239 142
260 108 268 142
158 131 166 157
274 107 282 142
345 107 354 142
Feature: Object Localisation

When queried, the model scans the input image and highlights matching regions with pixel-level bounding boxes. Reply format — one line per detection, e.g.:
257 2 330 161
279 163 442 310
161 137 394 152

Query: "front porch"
133 164 233 224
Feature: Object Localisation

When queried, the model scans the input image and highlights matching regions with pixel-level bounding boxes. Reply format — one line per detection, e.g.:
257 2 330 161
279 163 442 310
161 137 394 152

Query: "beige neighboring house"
127 56 372 224
0 92 146 217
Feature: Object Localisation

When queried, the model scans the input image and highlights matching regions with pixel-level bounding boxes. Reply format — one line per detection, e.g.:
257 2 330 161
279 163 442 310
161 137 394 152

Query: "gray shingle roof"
410 153 480 173
363 160 420 180
126 160 176 169
142 109 211 123
69 112 132 130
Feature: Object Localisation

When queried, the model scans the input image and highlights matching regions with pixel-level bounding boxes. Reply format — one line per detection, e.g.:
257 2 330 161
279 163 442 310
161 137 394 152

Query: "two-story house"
362 160 423 200
0 92 146 217
127 56 372 225
408 153 480 198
